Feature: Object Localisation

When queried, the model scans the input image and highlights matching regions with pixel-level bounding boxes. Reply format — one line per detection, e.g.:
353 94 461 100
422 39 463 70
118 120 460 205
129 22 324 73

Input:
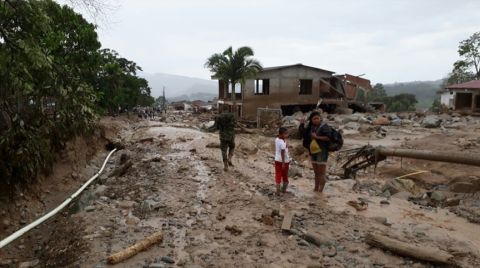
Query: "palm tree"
205 46 262 117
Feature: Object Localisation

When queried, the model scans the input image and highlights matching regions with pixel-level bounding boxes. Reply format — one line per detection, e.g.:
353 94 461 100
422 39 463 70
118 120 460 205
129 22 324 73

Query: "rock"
206 142 221 148
450 182 478 193
94 185 108 196
422 115 441 128
344 122 360 130
391 191 412 200
302 233 333 247
298 239 310 247
342 114 362 123
380 200 390 205
71 172 80 179
430 191 446 202
372 217 391 226
261 215 274 226
271 209 280 218
391 118 402 126
149 263 166 268
118 200 137 209
288 166 303 178
216 213 226 221
161 256 175 264
358 116 371 124
225 225 242 236
383 178 419 195
237 140 259 155
323 246 337 257
18 260 39 268
2 218 10 228
358 125 374 133
445 198 461 207
125 214 140 226
335 107 353 115
84 206 96 212
201 121 215 129
373 117 390 126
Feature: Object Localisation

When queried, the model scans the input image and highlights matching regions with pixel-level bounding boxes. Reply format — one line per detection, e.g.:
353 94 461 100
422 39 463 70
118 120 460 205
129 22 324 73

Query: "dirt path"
2 119 480 267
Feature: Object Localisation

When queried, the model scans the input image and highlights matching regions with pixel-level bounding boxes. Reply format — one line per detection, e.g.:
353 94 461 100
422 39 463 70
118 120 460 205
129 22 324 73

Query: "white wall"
440 91 455 108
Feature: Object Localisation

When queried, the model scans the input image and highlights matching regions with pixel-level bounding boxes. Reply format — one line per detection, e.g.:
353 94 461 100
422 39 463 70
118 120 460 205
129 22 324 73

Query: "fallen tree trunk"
365 233 457 266
107 231 164 264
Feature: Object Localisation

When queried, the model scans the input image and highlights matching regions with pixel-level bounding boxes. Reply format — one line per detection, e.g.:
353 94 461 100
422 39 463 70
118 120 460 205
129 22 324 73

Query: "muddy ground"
1 114 480 267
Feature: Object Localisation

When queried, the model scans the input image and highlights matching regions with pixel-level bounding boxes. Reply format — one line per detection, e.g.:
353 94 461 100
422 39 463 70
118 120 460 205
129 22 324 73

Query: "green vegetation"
0 0 153 190
449 32 480 84
357 83 418 112
205 46 262 117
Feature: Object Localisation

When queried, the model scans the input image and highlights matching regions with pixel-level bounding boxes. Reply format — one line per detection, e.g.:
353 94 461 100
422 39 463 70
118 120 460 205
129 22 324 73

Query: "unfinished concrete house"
216 64 371 121
445 80 480 114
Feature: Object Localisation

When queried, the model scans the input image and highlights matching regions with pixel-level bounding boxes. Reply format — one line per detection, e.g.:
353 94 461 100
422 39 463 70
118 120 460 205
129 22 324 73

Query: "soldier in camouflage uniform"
213 112 236 171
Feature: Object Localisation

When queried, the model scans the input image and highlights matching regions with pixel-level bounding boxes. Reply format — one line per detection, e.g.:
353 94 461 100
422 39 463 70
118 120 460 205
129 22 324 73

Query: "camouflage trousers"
220 138 235 163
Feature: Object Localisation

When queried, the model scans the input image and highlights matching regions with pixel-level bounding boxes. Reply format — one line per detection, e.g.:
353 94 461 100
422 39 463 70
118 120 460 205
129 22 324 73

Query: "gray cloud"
86 0 480 83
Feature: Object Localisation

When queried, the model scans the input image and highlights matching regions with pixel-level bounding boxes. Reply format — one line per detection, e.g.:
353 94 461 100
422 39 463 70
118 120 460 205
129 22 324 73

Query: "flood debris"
107 231 164 264
365 233 458 266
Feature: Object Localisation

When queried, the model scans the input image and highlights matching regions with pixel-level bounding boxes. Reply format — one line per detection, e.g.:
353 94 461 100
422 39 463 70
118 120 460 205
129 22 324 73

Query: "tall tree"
450 32 480 83
205 46 262 117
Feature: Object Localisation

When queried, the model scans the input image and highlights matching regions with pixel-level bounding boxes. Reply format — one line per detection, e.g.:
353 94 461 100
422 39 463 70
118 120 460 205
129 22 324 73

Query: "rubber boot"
276 184 282 195
282 182 289 193
223 161 229 171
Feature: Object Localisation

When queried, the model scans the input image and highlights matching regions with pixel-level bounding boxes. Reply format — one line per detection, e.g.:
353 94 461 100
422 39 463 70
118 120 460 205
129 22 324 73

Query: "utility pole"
162 86 167 114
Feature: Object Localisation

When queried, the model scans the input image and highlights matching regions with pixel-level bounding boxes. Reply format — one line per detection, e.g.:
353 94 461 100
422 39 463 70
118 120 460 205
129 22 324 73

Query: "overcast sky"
80 0 480 83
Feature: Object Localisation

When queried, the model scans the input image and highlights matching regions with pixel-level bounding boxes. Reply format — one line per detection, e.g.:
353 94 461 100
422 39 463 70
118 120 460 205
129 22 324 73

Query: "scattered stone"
391 191 413 200
161 256 175 264
71 172 80 180
261 214 274 226
94 185 108 196
430 191 446 202
380 200 390 205
118 200 137 209
206 142 220 148
450 182 478 193
18 260 39 268
445 198 461 207
225 225 242 236
323 246 337 257
383 178 419 195
373 117 390 126
85 205 96 212
271 209 280 218
298 239 310 247
126 214 141 226
302 233 332 247
422 115 441 128
216 213 226 221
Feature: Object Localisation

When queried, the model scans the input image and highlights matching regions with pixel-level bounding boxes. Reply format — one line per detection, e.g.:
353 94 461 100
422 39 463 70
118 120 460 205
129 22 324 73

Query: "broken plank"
107 231 164 264
365 233 457 266
281 211 295 233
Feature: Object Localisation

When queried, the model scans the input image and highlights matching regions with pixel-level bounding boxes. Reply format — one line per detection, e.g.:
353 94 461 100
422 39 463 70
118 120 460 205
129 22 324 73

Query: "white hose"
0 148 118 249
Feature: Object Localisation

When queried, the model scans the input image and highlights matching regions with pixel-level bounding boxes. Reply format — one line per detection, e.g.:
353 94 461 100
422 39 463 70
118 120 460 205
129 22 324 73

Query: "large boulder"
382 178 421 195
373 117 391 126
237 140 259 155
421 115 441 128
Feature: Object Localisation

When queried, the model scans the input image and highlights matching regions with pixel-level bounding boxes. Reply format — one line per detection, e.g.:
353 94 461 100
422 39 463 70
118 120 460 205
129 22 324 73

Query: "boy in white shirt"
275 127 290 195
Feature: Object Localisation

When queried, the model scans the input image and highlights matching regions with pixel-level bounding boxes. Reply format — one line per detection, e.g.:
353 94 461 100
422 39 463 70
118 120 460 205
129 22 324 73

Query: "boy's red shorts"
274 161 289 184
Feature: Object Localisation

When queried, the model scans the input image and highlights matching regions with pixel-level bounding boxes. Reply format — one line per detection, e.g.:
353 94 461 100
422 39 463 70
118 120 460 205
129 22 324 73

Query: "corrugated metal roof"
447 80 480 90
260 64 335 74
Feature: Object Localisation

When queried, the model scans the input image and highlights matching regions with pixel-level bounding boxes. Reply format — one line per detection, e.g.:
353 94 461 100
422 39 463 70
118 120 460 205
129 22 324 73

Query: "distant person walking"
213 112 236 171
299 111 330 192
274 127 290 195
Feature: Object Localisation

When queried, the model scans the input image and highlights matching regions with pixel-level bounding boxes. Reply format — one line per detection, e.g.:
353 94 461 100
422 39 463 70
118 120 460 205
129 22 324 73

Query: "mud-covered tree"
449 32 480 84
205 46 262 117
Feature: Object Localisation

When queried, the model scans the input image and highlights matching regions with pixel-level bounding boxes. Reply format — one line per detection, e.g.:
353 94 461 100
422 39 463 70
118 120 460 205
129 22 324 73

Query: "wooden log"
365 233 456 266
107 231 164 264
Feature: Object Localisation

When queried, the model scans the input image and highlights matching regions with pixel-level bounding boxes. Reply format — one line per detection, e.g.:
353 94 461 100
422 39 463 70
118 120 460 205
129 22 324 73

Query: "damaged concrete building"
216 64 372 121
443 80 480 114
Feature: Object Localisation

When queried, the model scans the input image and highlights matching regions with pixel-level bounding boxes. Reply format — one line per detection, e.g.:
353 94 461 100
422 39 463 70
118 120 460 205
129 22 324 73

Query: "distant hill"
383 79 443 108
140 72 217 101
